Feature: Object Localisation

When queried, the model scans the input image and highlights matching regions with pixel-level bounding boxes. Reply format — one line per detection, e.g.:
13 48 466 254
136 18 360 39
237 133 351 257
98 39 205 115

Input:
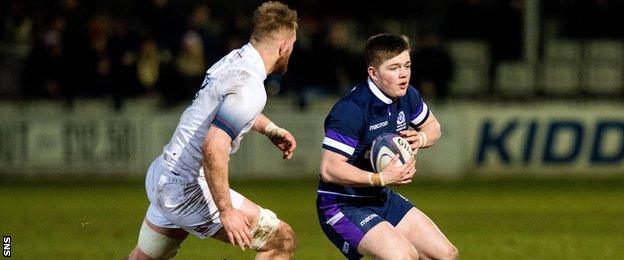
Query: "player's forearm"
253 113 288 139
203 139 233 212
320 157 374 187
252 114 271 133
418 114 441 148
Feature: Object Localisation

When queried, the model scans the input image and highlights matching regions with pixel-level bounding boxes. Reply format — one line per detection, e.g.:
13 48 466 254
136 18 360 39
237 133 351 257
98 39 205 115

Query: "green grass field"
2 177 624 259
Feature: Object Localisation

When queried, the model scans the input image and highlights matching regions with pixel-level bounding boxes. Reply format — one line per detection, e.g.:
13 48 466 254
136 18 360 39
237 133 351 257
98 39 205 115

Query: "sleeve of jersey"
408 87 430 127
322 102 363 158
212 85 260 140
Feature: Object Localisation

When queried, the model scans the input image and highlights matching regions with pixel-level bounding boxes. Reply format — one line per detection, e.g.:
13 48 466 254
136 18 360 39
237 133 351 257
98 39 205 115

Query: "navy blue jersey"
319 78 430 197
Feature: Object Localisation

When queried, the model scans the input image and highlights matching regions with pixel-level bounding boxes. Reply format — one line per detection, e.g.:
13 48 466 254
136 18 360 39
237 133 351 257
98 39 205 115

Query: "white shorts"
144 156 245 238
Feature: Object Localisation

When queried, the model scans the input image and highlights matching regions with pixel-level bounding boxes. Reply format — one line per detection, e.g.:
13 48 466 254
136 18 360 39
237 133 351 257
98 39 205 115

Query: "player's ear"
278 41 285 56
278 29 295 56
278 37 289 56
368 66 378 81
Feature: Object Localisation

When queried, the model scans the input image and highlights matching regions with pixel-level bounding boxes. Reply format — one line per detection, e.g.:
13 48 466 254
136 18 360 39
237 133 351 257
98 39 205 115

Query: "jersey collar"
368 77 392 104
243 43 268 80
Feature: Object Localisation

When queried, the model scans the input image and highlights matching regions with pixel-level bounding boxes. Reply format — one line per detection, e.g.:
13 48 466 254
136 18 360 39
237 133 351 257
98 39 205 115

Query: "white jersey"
160 43 267 181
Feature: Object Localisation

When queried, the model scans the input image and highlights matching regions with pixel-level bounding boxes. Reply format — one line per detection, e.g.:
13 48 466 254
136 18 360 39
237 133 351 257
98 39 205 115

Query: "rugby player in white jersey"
128 2 299 259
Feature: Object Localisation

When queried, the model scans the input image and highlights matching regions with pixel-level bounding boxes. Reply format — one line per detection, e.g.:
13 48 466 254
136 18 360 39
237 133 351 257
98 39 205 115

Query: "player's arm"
320 149 415 187
400 112 441 150
202 126 252 250
203 78 262 250
252 113 297 159
400 87 442 150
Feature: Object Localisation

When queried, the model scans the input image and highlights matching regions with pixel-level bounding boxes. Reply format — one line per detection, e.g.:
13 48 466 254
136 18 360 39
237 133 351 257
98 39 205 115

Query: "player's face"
370 50 411 98
274 30 297 75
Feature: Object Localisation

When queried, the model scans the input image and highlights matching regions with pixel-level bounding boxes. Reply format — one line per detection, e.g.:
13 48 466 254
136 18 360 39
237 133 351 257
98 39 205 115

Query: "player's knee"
257 222 298 254
250 207 298 254
402 245 419 260
274 222 298 253
136 222 184 259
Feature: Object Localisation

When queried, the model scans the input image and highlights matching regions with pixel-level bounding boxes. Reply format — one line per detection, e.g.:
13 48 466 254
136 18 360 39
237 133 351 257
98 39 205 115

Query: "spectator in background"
110 36 172 110
172 31 205 104
82 15 112 98
138 0 181 53
58 0 89 107
412 31 454 103
135 37 162 95
20 15 65 100
222 13 251 52
108 17 140 110
288 19 359 110
188 3 221 65
0 0 33 98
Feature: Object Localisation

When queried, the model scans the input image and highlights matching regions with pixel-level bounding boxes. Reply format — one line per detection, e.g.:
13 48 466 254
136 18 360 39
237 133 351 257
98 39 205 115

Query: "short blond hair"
251 1 298 41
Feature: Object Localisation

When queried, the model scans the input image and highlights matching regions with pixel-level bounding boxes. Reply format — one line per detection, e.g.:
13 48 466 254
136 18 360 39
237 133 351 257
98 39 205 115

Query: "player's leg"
357 221 419 260
211 197 298 260
129 157 189 259
317 193 417 260
128 218 188 260
395 208 458 260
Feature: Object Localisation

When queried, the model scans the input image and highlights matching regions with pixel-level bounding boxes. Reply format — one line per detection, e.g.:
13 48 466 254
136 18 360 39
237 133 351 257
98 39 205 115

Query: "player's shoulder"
213 65 256 84
330 83 370 115
337 82 373 107
330 98 361 117
208 66 261 95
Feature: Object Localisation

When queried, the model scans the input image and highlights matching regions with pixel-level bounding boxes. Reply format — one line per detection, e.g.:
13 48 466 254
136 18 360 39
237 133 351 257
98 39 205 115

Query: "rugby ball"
370 133 415 172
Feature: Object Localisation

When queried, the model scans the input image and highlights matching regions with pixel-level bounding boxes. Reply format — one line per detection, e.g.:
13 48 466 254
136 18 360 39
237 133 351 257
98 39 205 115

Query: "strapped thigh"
251 207 281 250
137 222 184 259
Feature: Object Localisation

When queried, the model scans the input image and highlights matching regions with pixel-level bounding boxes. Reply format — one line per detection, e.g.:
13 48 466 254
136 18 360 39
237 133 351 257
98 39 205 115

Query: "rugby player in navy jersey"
317 34 458 260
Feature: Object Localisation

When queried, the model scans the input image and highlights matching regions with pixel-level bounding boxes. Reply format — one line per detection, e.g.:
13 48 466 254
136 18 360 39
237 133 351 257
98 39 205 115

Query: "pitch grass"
2 177 624 259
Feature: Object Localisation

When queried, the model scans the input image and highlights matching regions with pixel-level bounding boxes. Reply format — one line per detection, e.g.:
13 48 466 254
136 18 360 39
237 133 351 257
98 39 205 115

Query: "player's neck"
250 41 279 75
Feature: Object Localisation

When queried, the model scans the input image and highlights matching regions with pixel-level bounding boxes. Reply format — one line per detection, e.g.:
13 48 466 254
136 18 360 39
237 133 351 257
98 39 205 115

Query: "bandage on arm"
367 172 385 186
418 131 428 148
264 122 288 139
253 114 288 139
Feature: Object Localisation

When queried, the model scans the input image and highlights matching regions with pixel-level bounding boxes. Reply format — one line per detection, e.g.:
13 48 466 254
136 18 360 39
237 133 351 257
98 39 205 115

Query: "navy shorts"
316 188 414 259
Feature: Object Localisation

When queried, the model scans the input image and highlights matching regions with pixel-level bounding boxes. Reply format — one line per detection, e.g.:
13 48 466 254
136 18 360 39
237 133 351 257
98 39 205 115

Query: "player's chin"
396 88 408 97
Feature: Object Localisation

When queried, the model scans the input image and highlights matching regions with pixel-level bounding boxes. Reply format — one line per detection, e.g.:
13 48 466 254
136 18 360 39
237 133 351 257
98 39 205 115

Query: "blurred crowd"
1 0 623 110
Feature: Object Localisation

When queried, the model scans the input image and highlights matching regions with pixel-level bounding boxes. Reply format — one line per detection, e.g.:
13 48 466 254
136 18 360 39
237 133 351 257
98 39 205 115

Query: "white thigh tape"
251 208 280 250
137 222 183 259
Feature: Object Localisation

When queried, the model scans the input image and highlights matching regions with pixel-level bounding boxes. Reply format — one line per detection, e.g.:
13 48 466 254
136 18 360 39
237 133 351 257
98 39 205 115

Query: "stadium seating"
581 40 623 96
447 40 489 96
541 40 582 96
495 62 536 97
541 61 580 96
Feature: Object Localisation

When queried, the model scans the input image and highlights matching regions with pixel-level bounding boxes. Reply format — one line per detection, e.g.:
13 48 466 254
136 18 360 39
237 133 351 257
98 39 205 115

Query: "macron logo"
369 121 388 131
360 214 378 226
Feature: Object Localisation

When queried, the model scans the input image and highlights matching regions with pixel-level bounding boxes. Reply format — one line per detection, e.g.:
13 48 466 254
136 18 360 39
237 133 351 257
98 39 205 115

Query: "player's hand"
219 208 252 251
399 130 422 150
380 154 416 186
268 131 297 160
